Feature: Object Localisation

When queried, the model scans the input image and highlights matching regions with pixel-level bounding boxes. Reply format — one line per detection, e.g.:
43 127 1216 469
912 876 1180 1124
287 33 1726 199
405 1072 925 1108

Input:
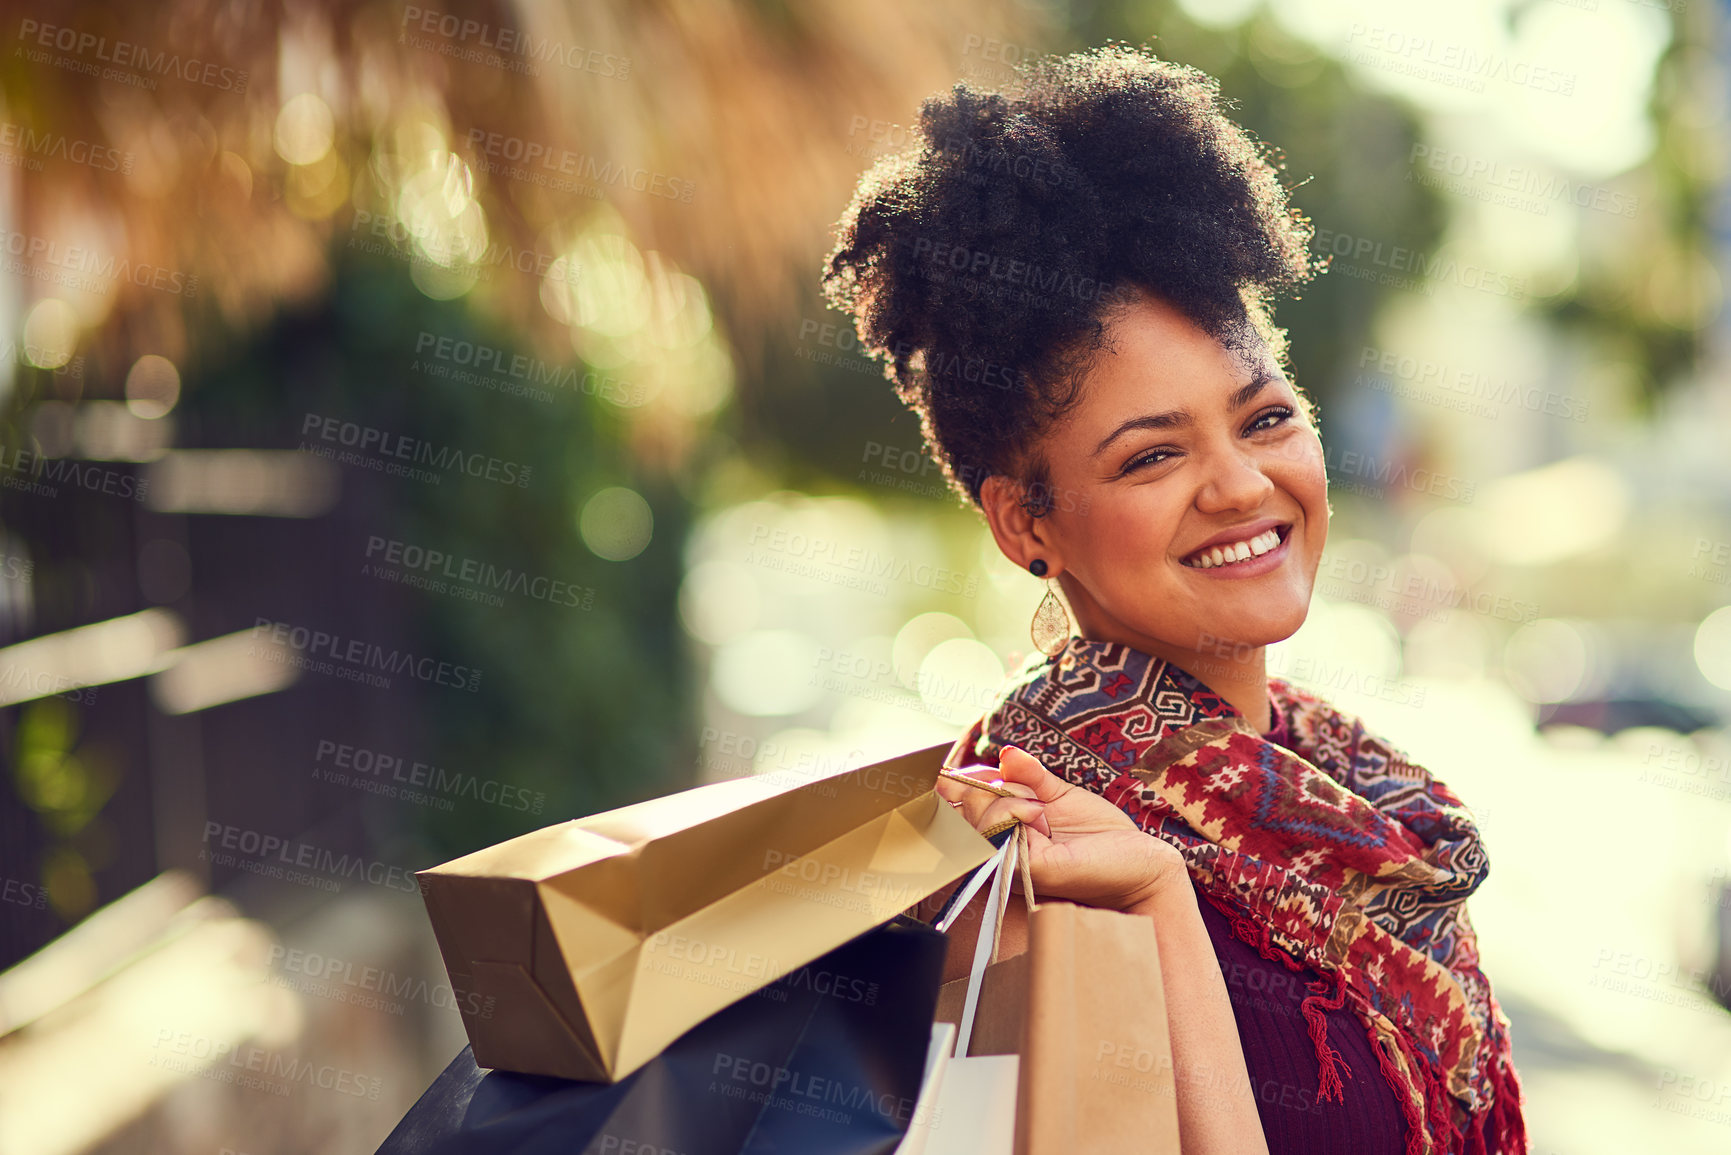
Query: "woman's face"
990 292 1329 667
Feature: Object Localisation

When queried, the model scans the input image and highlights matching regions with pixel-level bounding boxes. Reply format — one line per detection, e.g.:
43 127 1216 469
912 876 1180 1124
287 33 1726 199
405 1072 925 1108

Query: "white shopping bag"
897 834 1025 1154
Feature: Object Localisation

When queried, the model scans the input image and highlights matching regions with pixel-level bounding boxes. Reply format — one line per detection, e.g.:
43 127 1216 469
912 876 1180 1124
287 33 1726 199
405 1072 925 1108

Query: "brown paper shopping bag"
415 742 992 1082
930 822 1183 1155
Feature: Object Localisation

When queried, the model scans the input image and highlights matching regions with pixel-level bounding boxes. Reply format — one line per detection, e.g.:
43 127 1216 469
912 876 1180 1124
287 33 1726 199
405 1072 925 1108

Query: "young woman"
822 46 1526 1155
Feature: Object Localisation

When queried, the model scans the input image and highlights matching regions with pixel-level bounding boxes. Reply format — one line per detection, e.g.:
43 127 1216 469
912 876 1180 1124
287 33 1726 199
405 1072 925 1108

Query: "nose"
1193 442 1274 514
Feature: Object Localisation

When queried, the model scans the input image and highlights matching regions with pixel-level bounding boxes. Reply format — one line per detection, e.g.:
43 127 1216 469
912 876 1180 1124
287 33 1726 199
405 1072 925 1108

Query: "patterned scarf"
951 637 1526 1155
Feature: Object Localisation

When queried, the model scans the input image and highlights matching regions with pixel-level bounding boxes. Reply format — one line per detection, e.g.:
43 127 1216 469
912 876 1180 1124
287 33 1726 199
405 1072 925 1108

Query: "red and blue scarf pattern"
952 638 1527 1155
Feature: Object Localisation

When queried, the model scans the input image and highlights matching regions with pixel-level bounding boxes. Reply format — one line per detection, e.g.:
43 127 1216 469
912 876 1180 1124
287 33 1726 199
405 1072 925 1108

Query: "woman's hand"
935 745 1187 912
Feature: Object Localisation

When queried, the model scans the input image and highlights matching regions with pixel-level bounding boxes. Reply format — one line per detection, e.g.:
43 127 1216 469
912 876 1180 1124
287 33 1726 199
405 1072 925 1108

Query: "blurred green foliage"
183 250 700 856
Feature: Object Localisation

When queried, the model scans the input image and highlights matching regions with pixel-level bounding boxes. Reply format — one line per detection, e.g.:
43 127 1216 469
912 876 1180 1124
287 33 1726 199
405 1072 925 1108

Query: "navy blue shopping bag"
375 915 947 1155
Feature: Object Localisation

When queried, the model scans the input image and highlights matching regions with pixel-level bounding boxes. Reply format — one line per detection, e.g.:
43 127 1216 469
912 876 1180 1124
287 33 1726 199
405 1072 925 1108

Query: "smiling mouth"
1181 525 1289 570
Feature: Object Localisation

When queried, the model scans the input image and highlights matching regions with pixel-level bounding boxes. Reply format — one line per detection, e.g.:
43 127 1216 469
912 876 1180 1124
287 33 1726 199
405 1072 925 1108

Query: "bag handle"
951 824 1019 1058
931 808 1040 1056
928 769 1039 932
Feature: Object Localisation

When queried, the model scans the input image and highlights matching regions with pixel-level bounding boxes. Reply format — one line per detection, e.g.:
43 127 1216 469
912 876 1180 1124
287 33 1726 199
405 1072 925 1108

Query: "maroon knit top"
1183 694 1488 1153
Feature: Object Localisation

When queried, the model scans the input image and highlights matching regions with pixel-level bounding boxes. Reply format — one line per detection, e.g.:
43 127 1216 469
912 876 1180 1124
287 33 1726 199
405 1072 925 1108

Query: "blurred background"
0 0 1727 1150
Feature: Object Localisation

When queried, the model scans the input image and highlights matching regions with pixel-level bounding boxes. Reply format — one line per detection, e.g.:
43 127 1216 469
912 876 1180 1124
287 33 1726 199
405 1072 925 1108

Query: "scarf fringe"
1383 1015 1464 1155
1364 1001 1530 1155
1419 1049 1462 1154
1365 1012 1426 1155
1481 1048 1529 1154
1217 900 1352 1104
1299 973 1351 1104
1221 891 1501 1151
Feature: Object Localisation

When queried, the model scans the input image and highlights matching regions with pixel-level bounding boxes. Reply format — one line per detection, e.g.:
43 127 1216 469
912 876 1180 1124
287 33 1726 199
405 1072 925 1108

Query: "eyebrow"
1090 370 1274 458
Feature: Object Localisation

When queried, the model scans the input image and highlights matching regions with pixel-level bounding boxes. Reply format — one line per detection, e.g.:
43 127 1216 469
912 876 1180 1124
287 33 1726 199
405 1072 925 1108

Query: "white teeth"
1184 528 1283 569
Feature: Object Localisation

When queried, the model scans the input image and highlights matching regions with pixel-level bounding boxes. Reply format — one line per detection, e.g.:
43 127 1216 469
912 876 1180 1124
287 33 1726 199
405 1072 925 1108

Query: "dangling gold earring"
1026 559 1071 658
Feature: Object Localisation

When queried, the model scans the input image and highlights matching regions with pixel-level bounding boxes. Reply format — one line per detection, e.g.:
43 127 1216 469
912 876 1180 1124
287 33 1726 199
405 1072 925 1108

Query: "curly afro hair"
821 44 1324 514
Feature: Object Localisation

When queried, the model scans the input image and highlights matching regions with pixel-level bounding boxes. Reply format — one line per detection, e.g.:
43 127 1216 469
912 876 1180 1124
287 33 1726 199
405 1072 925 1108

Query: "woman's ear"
980 474 1063 577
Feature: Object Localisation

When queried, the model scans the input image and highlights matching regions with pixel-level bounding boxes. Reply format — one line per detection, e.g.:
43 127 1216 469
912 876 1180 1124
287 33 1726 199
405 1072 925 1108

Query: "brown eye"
1123 447 1177 475
1246 406 1293 435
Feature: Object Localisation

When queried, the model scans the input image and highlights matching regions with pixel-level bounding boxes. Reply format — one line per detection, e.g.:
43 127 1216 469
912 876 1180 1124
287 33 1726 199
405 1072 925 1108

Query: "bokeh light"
710 629 824 716
21 300 78 370
124 356 181 420
1695 607 1731 693
578 486 654 561
273 93 336 166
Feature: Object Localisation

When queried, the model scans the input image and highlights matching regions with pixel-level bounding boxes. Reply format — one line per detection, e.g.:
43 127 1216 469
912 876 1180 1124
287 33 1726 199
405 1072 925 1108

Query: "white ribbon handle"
953 828 1020 1059
934 835 1007 935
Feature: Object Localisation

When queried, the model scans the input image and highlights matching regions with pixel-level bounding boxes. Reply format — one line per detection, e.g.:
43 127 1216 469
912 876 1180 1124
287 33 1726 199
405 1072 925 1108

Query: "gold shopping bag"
416 742 992 1082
